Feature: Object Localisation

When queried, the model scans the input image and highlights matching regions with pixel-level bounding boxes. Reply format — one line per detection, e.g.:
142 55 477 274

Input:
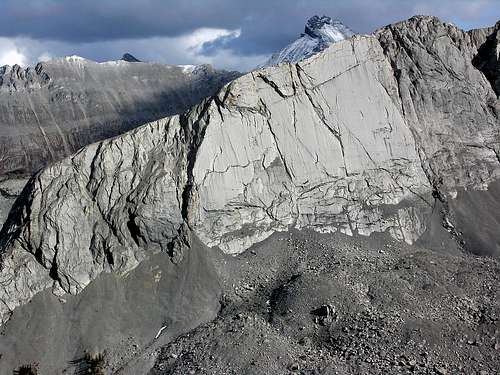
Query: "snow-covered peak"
263 15 355 67
304 15 353 42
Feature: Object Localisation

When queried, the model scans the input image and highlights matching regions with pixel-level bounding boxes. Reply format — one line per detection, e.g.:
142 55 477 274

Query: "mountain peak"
305 15 334 34
263 15 355 67
121 53 141 62
304 15 354 42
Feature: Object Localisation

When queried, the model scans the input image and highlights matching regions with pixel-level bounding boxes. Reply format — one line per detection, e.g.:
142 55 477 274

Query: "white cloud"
0 38 28 66
173 27 267 71
181 27 241 53
0 27 266 71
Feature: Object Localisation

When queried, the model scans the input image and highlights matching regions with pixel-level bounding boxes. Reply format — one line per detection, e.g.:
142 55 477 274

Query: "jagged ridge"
0 56 240 177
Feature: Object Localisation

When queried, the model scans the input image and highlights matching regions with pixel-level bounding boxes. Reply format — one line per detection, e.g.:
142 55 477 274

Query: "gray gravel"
150 230 500 375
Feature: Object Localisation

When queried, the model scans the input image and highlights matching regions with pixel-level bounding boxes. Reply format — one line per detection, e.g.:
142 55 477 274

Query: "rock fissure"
265 117 295 181
255 73 293 99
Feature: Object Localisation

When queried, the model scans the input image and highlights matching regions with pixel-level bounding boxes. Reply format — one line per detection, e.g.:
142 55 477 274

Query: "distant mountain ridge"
0 55 240 177
264 15 355 66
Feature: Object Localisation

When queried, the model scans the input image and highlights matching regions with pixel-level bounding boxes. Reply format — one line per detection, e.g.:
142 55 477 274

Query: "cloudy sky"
1 0 499 71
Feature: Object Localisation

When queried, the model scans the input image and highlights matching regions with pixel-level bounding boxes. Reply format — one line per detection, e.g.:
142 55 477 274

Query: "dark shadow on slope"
0 233 221 374
448 179 500 257
472 23 500 97
418 179 500 258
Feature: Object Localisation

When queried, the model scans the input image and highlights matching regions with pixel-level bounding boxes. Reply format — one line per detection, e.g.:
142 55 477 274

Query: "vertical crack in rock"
295 64 349 176
261 101 295 181
180 99 212 224
256 73 292 99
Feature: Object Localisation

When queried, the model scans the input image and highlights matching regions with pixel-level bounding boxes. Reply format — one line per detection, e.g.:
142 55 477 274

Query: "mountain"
0 57 239 178
121 53 141 62
0 57 240 229
0 16 499 374
263 15 355 66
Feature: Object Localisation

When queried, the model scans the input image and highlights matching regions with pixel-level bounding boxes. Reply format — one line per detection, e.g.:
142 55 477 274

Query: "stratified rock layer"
0 16 499 325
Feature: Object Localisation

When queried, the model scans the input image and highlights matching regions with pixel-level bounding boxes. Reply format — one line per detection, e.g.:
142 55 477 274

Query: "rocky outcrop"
377 17 500 190
471 21 500 96
377 16 500 253
194 36 430 253
0 57 239 177
0 16 499 325
0 113 195 321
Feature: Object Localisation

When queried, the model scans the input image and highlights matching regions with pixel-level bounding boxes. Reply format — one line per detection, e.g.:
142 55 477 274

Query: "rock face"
377 17 500 190
0 56 239 233
195 36 430 253
0 57 239 177
0 16 499 327
472 21 500 96
263 15 355 66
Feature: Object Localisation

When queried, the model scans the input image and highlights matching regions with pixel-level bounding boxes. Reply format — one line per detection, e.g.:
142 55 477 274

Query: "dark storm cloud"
3 0 499 56
1 0 498 70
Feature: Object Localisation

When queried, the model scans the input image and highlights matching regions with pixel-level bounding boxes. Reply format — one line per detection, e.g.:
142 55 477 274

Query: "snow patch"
99 60 128 66
178 64 197 73
64 55 87 62
155 325 168 339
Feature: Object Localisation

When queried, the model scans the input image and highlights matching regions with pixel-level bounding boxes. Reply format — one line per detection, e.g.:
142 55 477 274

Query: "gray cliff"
0 56 239 233
0 17 499 369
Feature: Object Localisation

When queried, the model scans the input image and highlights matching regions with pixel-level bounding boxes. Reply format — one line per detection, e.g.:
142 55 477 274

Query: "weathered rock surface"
194 35 430 253
377 17 500 190
0 15 499 332
0 114 196 322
